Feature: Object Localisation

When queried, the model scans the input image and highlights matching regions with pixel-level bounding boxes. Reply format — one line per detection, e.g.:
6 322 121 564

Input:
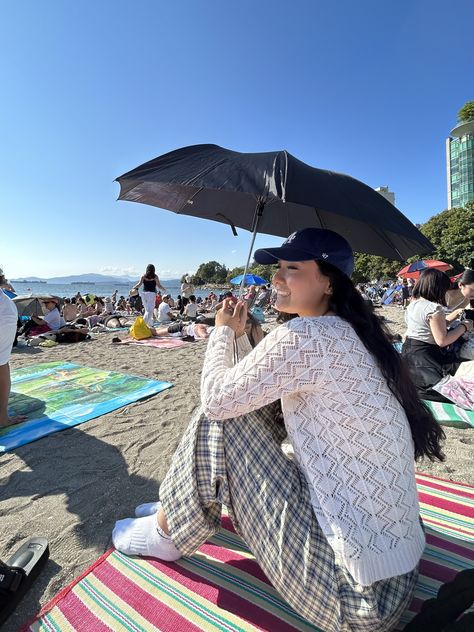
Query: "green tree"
352 253 401 283
458 101 474 123
420 202 474 271
226 266 245 282
249 262 276 282
194 261 228 284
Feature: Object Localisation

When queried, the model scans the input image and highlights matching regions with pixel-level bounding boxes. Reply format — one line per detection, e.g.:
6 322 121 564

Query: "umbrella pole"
238 200 265 299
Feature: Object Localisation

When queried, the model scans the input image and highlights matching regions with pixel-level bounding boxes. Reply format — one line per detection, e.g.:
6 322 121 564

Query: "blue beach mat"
1 361 172 453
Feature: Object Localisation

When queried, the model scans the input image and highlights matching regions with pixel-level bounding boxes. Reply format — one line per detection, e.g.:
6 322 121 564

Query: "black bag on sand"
404 568 474 631
55 329 90 343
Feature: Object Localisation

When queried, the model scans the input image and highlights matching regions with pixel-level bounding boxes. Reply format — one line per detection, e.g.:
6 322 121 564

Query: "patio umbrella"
397 260 453 280
230 274 268 286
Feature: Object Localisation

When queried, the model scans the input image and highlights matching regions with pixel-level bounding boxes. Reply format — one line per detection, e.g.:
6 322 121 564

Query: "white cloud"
100 265 140 277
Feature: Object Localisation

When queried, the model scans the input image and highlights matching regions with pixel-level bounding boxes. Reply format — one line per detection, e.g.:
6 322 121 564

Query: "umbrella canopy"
13 295 60 318
116 144 433 261
230 274 268 286
398 260 453 280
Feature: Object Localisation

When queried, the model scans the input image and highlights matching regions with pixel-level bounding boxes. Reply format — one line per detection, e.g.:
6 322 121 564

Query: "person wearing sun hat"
23 297 64 337
113 228 445 632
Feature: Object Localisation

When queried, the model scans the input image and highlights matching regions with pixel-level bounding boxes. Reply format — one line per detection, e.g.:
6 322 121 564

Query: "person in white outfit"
132 264 166 325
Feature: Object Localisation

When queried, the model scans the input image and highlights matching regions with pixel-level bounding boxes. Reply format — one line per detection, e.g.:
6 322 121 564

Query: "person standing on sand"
113 228 445 632
0 290 26 428
132 264 166 326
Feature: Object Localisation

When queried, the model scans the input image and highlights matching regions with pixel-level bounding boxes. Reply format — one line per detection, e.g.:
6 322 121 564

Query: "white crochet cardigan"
201 316 425 585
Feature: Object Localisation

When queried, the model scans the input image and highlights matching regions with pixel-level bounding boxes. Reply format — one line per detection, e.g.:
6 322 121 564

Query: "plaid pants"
159 404 418 632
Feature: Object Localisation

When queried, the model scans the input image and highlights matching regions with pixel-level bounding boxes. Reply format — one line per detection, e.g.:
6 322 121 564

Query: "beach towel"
24 474 474 632
118 336 193 349
423 399 474 429
1 362 173 452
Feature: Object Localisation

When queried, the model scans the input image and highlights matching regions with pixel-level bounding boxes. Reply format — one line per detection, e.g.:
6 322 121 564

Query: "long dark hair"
412 269 451 306
317 260 445 462
145 264 156 278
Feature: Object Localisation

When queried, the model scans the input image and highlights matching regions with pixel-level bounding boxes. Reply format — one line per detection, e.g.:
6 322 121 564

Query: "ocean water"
11 281 223 301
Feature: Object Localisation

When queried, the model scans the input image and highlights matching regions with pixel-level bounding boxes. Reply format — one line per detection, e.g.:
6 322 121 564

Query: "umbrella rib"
176 186 204 214
313 207 326 229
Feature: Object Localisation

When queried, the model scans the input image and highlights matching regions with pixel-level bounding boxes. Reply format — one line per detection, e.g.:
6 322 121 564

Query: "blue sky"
1 0 472 279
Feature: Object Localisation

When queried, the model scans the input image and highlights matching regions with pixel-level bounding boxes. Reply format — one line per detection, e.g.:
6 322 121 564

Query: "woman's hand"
215 298 248 337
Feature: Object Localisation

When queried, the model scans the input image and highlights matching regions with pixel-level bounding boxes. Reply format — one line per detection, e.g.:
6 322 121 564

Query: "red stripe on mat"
49 591 115 631
20 550 114 631
418 492 473 518
198 541 272 585
426 532 474 558
417 478 474 500
94 558 204 632
416 472 474 489
419 559 461 585
143 556 302 631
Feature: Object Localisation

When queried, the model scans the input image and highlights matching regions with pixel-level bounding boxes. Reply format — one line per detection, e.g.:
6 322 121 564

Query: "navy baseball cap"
254 228 354 277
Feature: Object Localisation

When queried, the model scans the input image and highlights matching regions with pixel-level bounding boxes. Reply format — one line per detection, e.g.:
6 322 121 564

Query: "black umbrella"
116 144 432 263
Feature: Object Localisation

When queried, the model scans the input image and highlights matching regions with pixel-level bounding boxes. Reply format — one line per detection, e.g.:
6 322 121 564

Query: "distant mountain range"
12 273 139 284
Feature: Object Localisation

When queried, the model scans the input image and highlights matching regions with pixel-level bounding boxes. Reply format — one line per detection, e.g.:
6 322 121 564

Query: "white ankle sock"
135 501 161 518
112 514 181 561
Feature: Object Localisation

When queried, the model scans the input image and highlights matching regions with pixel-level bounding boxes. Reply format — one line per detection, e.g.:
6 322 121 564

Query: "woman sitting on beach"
402 269 473 402
113 228 445 632
132 264 167 325
22 298 65 337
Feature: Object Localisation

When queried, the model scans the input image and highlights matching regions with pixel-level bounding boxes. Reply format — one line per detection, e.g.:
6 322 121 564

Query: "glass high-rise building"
446 118 474 208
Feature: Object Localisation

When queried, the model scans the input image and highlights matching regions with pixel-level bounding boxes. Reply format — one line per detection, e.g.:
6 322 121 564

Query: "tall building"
375 186 395 206
446 118 474 208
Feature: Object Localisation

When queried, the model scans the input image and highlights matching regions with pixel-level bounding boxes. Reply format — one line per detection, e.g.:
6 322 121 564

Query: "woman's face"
460 282 474 302
272 260 332 317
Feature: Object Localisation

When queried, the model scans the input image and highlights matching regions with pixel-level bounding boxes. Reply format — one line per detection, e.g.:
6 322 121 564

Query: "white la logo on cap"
285 232 297 244
321 253 328 258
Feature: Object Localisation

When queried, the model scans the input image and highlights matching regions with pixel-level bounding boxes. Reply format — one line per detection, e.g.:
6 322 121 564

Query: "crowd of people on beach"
2 240 474 630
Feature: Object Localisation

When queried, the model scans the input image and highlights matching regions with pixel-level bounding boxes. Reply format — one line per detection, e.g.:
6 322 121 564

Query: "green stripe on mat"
423 400 474 428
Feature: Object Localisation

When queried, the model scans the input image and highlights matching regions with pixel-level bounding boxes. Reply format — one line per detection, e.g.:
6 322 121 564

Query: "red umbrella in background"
450 272 463 283
397 259 453 280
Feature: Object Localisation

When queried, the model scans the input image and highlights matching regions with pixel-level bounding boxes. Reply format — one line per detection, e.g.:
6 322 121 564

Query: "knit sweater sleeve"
201 319 327 420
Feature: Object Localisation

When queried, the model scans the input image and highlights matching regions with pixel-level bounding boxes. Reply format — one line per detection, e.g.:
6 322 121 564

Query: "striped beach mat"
25 474 474 632
423 399 474 429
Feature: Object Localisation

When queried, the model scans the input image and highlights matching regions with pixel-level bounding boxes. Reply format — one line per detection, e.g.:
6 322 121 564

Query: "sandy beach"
1 305 472 631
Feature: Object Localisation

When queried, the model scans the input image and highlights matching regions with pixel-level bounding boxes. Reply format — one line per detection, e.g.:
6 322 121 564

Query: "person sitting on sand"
402 269 473 402
22 298 65 337
157 295 176 323
183 295 198 320
62 298 78 323
0 290 26 428
113 228 445 632
76 296 89 317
